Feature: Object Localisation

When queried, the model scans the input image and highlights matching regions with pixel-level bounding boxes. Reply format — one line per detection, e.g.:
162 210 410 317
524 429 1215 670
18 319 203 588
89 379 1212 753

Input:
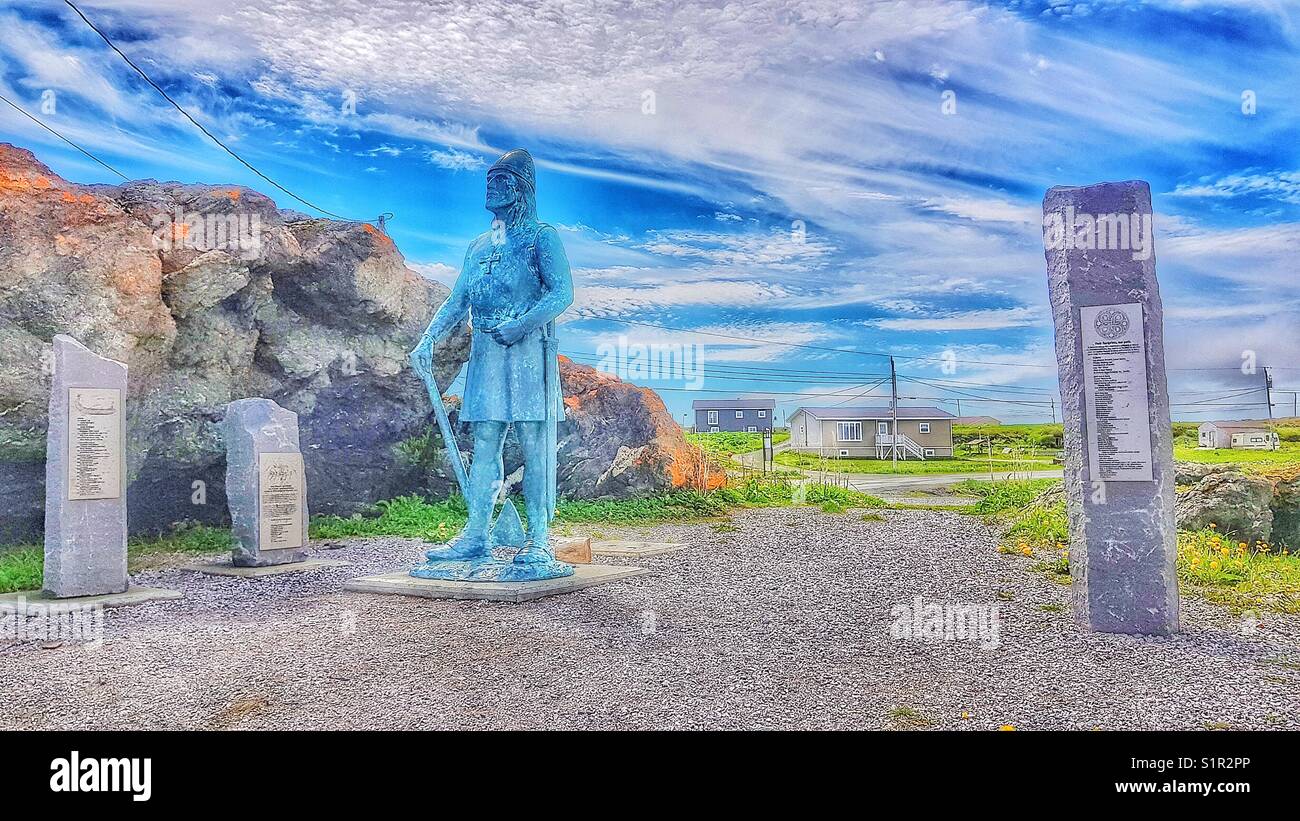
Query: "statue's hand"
409 336 435 379
488 319 527 347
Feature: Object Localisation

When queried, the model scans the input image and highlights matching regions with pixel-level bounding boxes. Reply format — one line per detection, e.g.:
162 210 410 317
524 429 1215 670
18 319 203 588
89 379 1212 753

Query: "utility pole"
955 398 961 420
890 356 898 473
1263 367 1277 451
1264 367 1274 424
1050 397 1057 425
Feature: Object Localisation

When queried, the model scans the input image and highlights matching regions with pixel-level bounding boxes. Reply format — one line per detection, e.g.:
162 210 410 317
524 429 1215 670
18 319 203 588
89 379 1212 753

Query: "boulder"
1173 461 1233 486
1173 470 1274 544
0 142 468 537
1271 474 1300 550
553 356 726 498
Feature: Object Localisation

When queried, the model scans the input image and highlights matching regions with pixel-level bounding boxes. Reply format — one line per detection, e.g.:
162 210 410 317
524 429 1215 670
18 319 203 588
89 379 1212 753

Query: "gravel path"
3 507 1299 730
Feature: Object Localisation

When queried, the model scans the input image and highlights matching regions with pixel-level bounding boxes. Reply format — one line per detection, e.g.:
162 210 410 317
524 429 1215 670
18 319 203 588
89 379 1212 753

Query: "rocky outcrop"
1 142 722 539
552 356 725 497
1174 470 1275 545
1009 464 1300 550
0 143 468 538
1173 462 1234 486
1274 475 1300 549
1171 464 1300 548
431 356 725 500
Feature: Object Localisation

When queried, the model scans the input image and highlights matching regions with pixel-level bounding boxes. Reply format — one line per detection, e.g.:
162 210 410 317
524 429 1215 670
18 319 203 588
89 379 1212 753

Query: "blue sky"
2 0 1298 424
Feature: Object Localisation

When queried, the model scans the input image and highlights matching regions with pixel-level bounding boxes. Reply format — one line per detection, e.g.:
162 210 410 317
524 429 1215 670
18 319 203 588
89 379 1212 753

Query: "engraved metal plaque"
258 451 305 551
1081 302 1154 482
67 387 124 501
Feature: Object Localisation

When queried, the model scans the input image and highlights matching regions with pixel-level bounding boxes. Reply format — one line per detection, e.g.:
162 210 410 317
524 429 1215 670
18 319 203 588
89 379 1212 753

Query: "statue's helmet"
488 148 535 194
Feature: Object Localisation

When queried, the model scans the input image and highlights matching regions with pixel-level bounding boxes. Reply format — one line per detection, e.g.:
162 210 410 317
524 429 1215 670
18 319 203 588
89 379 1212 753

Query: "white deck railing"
876 433 927 460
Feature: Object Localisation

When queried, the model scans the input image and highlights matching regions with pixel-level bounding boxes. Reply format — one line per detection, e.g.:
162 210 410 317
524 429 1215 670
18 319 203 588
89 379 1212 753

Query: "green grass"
1178 529 1300 614
319 479 888 537
997 496 1300 614
775 450 1055 475
950 478 1061 516
888 706 934 729
953 423 1063 454
0 546 43 593
0 523 234 594
685 429 790 460
311 494 468 541
1174 441 1300 468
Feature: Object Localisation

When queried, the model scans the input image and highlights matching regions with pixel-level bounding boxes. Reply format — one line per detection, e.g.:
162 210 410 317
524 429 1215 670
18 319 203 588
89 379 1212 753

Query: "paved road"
730 440 789 469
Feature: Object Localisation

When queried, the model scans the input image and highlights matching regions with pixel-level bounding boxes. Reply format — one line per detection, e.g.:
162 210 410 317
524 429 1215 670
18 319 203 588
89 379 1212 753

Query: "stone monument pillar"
1043 180 1179 635
43 335 129 598
223 398 309 567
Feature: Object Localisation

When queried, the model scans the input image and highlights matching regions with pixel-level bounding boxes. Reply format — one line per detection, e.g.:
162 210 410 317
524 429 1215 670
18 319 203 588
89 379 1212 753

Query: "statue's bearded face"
486 171 517 210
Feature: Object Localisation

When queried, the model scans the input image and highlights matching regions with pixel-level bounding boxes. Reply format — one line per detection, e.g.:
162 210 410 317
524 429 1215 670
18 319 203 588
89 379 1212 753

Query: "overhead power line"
0 91 128 180
63 0 375 223
569 311 1058 370
570 311 1299 376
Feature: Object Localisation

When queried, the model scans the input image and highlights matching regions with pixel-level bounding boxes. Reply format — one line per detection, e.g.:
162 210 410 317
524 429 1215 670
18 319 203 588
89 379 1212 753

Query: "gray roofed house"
692 398 776 433
788 405 955 460
954 415 1003 426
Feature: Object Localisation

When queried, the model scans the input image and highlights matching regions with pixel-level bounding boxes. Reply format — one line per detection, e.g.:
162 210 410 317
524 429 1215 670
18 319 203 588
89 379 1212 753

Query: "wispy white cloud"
867 306 1045 331
426 148 485 171
1169 170 1300 205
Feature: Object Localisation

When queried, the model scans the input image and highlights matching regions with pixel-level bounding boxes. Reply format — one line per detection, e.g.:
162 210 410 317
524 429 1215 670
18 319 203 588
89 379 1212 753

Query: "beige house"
1197 421 1279 451
788 406 955 460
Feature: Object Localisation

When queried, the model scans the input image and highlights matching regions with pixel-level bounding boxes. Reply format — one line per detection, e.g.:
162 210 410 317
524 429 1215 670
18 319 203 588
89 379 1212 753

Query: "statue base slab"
0 585 182 613
343 564 651 603
410 556 574 583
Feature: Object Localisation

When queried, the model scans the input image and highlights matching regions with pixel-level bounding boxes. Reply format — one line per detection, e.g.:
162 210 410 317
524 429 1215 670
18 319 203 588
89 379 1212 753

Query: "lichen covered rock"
0 143 468 536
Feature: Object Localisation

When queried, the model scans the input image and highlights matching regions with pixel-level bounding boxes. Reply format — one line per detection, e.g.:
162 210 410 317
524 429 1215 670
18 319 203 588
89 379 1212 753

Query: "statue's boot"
425 534 492 562
512 538 555 565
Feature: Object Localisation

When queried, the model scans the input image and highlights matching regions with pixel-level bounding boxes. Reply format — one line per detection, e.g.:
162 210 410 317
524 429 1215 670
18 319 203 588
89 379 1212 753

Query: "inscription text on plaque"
1081 302 1154 482
258 451 305 552
66 387 124 501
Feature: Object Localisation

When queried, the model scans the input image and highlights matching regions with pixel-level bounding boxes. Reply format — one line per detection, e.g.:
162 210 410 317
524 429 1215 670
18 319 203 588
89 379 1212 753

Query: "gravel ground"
3 506 1299 730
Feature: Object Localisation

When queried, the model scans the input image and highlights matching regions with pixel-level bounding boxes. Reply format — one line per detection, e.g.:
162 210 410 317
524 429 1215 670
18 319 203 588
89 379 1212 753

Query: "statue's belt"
473 313 520 327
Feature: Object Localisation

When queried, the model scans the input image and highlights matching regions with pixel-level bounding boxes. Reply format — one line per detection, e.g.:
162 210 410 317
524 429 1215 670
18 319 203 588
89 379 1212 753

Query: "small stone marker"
43 335 128 598
554 537 592 564
1043 180 1178 635
223 398 308 567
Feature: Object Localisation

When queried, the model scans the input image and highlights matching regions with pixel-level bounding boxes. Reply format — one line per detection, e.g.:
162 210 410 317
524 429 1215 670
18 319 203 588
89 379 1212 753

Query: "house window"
877 421 888 436
758 410 766 418
919 422 930 434
838 449 849 457
736 410 744 419
747 426 757 433
838 421 862 442
709 427 719 433
925 448 935 457
707 410 719 425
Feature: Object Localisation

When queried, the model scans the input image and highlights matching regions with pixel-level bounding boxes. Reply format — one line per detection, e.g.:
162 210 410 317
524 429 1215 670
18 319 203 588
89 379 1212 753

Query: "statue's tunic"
457 224 561 423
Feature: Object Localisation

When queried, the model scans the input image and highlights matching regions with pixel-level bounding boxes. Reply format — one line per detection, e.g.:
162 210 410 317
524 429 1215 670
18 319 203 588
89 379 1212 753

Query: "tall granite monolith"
223 398 309 567
43 335 129 597
1043 180 1179 635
